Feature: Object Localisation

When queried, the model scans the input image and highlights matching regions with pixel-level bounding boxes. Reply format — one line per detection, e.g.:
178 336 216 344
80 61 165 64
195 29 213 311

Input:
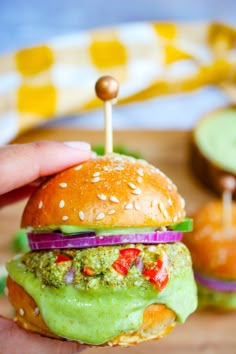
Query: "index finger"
0 141 91 195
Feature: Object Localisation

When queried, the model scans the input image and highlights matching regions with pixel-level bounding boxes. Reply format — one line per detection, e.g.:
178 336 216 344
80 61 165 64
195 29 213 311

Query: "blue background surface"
0 0 235 130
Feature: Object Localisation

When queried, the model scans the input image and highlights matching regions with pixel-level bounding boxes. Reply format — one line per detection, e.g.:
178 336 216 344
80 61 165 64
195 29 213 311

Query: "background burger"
183 200 236 311
6 153 197 346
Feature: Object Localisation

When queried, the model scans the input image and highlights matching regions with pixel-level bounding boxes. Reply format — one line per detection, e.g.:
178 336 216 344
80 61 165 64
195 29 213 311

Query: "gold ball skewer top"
94 76 119 155
219 175 236 228
95 76 119 101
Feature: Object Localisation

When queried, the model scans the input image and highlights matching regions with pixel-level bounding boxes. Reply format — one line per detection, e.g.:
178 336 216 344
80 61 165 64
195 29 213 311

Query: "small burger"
183 200 236 310
7 153 197 346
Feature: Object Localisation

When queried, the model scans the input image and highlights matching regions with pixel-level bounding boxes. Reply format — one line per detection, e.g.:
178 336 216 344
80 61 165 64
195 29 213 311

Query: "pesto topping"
22 243 189 290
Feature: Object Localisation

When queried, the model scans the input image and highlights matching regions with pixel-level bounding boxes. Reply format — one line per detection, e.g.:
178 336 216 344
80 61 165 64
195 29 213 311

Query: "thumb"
0 316 87 354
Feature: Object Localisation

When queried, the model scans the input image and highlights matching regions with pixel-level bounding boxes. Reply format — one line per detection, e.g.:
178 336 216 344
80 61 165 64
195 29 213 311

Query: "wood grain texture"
1 127 236 354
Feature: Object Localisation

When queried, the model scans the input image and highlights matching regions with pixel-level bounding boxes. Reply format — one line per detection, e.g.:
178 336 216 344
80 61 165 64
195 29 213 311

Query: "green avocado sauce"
33 225 158 235
194 109 236 174
30 218 193 235
198 284 236 310
7 246 197 345
60 225 156 235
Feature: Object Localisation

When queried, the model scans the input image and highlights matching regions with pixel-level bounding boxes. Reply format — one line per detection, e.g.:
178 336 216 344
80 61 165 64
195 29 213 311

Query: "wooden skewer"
95 76 119 155
219 176 236 228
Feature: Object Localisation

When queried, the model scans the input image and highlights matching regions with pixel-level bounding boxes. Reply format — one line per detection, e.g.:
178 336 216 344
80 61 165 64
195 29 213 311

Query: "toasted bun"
183 201 236 279
7 276 176 346
22 154 185 229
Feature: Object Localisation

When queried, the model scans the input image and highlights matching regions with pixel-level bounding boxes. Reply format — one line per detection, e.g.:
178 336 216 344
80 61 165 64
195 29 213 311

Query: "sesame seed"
97 193 106 201
125 203 133 210
59 200 65 208
93 172 100 177
38 201 43 209
178 211 182 218
108 209 116 215
59 182 67 188
74 165 83 171
62 216 69 221
103 166 109 172
128 182 137 190
78 211 85 221
132 188 142 195
181 197 186 208
155 168 162 175
91 177 100 183
96 212 105 220
114 156 122 162
163 209 168 218
34 307 40 316
151 199 158 207
173 216 178 223
19 308 24 316
114 165 124 171
167 198 173 206
137 168 144 177
110 196 119 203
134 201 141 210
137 176 143 183
128 156 136 163
167 185 172 191
158 202 166 215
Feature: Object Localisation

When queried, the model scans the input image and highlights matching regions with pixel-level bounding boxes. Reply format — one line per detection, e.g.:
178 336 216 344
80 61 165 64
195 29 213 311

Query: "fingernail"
64 141 91 151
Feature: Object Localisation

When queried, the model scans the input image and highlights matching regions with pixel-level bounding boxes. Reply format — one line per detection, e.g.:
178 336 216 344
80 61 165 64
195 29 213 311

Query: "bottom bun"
7 276 176 346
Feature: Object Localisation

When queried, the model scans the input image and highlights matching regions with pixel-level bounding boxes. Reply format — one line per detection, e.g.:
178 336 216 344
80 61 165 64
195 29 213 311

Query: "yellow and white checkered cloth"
0 21 236 144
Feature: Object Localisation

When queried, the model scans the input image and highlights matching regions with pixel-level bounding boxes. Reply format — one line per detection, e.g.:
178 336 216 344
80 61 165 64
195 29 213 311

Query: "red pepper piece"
83 266 95 276
142 258 169 291
55 254 71 264
112 248 141 276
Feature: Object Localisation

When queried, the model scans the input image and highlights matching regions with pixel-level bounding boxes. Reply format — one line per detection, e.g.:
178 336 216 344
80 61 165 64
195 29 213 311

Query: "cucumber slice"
171 218 193 232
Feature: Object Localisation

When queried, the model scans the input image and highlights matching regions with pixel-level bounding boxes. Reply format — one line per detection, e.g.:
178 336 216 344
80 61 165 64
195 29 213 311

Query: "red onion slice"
194 270 236 292
28 230 183 250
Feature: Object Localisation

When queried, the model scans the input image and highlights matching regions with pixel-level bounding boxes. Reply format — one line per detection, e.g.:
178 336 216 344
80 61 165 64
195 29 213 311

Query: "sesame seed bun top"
21 154 186 229
183 201 236 280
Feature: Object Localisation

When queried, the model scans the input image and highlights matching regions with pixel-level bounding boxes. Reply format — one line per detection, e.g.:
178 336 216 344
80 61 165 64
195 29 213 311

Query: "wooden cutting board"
0 128 235 354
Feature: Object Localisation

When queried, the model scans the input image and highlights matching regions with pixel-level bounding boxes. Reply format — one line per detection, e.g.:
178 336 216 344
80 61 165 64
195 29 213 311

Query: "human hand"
0 316 88 354
0 140 91 208
0 140 92 353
